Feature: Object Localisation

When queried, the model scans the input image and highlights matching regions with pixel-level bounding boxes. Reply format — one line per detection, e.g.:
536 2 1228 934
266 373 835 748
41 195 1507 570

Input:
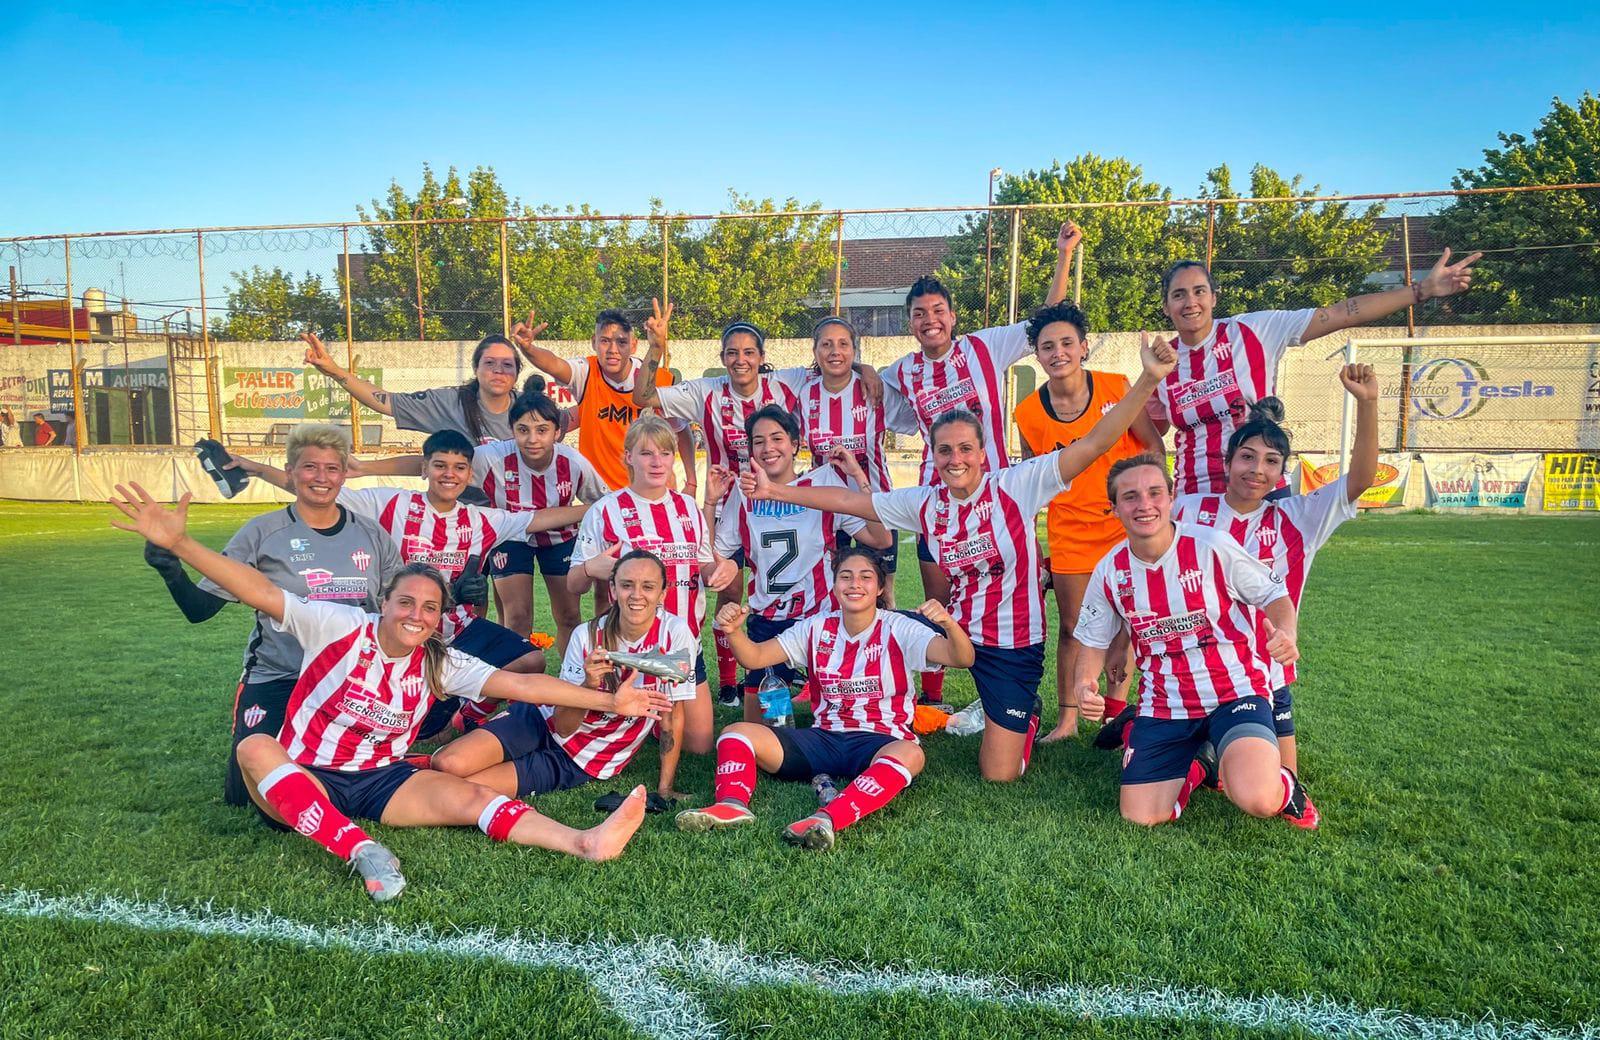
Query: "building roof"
841 236 951 291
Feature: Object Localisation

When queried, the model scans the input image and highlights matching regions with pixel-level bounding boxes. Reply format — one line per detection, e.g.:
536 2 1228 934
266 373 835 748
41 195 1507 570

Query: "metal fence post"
833 211 844 316
1205 202 1217 269
196 231 221 440
343 226 362 453
499 219 511 335
660 218 670 308
1339 339 1358 475
1396 215 1416 450
64 237 85 454
1072 238 1085 306
1005 207 1021 324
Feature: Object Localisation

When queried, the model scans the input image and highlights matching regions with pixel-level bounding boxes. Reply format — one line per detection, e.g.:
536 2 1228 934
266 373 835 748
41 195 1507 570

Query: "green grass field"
1 502 1596 1040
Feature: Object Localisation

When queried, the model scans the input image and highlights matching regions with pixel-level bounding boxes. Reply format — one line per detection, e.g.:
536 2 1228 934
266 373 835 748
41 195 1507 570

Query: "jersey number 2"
760 530 800 594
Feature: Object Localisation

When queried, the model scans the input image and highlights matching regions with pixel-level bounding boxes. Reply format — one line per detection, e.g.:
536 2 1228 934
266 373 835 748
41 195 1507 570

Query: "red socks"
1170 758 1207 821
477 795 535 842
1021 712 1041 776
920 669 944 704
258 764 372 861
714 630 737 689
714 733 758 805
457 698 500 727
822 756 913 831
1276 768 1295 813
1103 697 1128 720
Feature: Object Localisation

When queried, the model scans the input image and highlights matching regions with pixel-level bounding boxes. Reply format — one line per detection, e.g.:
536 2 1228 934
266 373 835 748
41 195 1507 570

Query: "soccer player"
798 316 912 606
740 334 1176 782
1072 455 1317 829
1170 365 1381 778
142 424 401 807
110 483 670 901
880 221 1081 702
1011 300 1163 744
509 307 694 494
432 550 698 803
632 300 808 706
707 405 893 721
1154 247 1479 496
303 332 528 444
471 384 609 651
676 548 974 849
568 415 738 796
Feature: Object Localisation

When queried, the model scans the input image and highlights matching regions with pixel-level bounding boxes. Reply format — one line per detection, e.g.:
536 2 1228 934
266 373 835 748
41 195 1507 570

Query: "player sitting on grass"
1071 457 1318 829
430 550 698 809
676 547 974 850
109 482 669 903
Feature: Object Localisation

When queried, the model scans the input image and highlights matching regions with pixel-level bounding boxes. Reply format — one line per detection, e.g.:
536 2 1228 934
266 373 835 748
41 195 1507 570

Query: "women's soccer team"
112 224 1481 901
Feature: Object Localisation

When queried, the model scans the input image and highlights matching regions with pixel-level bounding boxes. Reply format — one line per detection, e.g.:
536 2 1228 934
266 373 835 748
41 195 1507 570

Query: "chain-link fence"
3 184 1596 453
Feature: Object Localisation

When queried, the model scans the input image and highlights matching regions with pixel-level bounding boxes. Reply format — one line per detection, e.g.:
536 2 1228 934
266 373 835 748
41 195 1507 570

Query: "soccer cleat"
349 842 406 903
607 647 694 683
1092 703 1137 751
1280 770 1320 831
812 774 839 807
675 800 754 832
781 814 836 852
717 684 742 708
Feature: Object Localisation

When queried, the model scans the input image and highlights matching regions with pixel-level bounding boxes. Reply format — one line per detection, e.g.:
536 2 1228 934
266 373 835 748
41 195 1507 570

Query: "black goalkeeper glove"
143 540 186 581
451 559 490 612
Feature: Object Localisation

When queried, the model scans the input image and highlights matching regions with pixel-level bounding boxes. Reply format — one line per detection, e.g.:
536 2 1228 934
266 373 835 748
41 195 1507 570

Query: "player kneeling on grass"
430 550 698 809
677 547 974 850
109 482 671 903
1071 457 1318 830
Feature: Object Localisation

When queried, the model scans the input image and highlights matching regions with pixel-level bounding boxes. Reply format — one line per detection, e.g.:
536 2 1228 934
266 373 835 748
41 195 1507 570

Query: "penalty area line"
1 887 1593 1040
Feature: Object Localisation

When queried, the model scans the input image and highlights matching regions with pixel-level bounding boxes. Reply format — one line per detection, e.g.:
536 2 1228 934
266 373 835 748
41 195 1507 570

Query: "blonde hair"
623 414 676 454
286 423 352 469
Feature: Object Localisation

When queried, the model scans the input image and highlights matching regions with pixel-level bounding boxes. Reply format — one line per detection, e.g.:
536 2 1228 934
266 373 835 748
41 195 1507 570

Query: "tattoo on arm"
1343 299 1360 317
373 391 388 405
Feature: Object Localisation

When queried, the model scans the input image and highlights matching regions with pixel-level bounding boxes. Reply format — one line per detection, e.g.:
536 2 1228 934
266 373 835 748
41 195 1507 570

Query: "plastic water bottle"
757 672 792 728
944 699 987 737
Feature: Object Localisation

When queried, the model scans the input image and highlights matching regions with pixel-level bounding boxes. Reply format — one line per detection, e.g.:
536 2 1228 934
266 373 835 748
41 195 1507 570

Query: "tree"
1193 164 1388 316
507 203 657 339
935 156 1185 334
212 266 341 341
1431 93 1600 322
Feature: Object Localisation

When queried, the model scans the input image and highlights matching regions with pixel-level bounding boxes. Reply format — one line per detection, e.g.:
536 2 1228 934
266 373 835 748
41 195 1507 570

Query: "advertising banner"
222 367 382 419
1298 452 1411 508
1542 453 1600 511
1422 453 1540 508
48 365 171 412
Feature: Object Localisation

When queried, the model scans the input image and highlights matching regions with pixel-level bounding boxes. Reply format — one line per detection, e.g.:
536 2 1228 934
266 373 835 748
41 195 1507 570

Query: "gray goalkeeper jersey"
199 505 401 684
390 386 513 443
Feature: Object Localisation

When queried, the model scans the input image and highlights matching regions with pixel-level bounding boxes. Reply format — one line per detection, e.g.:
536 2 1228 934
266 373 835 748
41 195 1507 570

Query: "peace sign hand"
1419 247 1483 300
301 333 345 377
510 307 549 356
643 298 673 356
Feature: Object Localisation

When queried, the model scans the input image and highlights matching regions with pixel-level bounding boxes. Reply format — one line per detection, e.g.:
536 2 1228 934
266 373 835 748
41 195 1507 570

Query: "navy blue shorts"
228 676 297 807
972 642 1045 734
481 701 592 798
1122 695 1279 786
743 613 802 692
834 529 899 573
488 538 577 578
452 617 540 668
915 534 935 564
1272 685 1295 737
695 650 707 686
773 727 898 782
256 760 419 830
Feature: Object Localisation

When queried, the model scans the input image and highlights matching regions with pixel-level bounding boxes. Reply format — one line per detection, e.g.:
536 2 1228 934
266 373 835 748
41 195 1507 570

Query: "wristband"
1412 283 1425 305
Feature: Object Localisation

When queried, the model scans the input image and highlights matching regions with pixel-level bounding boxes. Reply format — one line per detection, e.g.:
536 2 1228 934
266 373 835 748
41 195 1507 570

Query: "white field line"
3 887 1595 1040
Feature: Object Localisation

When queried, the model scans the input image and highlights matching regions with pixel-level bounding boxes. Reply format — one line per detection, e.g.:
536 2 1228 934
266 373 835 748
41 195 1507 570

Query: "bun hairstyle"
1225 396 1291 462
509 375 562 428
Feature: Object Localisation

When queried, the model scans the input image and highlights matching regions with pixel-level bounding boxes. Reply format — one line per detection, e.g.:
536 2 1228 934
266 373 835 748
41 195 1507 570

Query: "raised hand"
1139 331 1177 380
509 307 549 356
222 451 269 477
587 541 625 581
1262 617 1299 665
1340 363 1378 402
582 645 615 690
1419 247 1482 300
714 602 749 633
1079 679 1106 723
643 298 673 355
739 460 776 501
109 483 191 549
705 465 734 504
300 333 347 378
705 558 739 593
1057 220 1084 255
828 444 867 485
915 599 953 628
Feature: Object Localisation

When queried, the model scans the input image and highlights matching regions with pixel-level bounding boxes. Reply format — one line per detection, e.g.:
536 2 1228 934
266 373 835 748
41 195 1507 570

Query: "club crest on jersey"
1179 568 1204 593
862 643 884 662
851 403 869 422
398 674 426 698
242 703 266 729
407 497 426 516
1256 526 1279 547
350 549 372 572
556 481 573 498
971 500 994 521
290 538 310 551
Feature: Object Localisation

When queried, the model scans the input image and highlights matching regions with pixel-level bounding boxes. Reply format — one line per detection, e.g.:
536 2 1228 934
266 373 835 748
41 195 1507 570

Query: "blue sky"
4 1 1597 237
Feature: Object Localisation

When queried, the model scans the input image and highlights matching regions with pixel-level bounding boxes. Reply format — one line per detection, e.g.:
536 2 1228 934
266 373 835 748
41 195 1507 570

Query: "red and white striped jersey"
1155 309 1314 496
1174 477 1356 688
338 487 529 641
715 464 868 619
882 323 1032 486
551 610 698 780
776 609 937 743
1076 523 1288 720
655 370 804 490
571 487 713 636
274 596 495 771
873 453 1065 648
472 441 607 546
797 372 911 494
